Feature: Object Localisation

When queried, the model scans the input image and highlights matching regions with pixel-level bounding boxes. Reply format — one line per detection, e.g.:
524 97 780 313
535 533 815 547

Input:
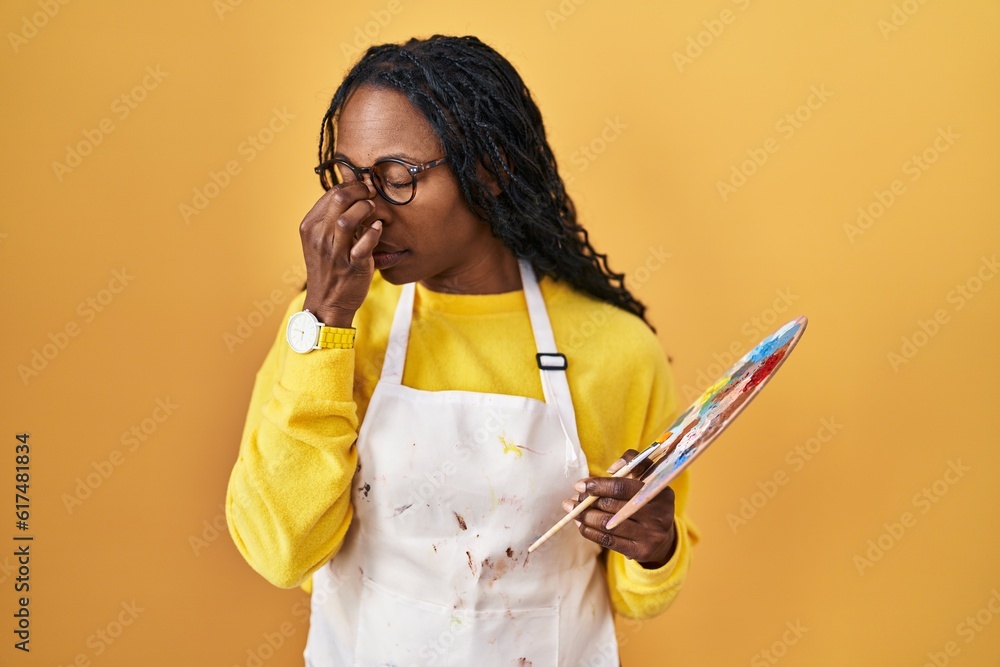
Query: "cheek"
424 173 473 216
403 187 478 245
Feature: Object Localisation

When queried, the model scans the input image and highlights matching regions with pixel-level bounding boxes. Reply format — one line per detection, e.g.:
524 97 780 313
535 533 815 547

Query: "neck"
420 238 521 294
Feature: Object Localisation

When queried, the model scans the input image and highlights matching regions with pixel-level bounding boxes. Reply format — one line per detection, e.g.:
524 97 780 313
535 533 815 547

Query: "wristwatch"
286 309 355 353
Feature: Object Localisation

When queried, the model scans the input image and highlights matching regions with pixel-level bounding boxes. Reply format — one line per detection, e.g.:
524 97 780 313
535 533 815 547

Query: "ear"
476 147 512 197
476 161 503 197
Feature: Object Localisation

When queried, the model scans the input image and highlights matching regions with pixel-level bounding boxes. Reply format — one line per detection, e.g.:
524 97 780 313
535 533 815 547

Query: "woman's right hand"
299 181 383 328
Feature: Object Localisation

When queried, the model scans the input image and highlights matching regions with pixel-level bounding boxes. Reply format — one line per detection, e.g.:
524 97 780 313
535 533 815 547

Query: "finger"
579 476 645 501
606 448 639 475
577 505 655 542
349 220 382 263
577 502 674 560
561 495 592 510
330 198 377 262
304 181 373 230
313 179 372 225
301 182 371 247
576 505 616 532
628 449 655 477
600 485 675 528
577 522 641 558
323 178 374 201
577 500 646 531
590 494 629 514
310 180 372 223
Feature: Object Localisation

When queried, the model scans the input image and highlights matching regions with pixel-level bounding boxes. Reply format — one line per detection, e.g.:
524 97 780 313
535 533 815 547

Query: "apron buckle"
536 352 568 371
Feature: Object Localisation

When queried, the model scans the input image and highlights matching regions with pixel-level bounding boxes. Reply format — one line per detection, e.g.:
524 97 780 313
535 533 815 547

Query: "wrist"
318 309 356 328
302 300 356 328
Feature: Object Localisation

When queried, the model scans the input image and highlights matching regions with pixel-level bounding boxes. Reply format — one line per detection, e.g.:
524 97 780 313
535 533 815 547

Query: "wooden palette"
605 316 808 529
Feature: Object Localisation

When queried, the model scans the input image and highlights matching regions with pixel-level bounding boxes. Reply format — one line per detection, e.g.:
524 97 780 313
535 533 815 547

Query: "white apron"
303 259 619 667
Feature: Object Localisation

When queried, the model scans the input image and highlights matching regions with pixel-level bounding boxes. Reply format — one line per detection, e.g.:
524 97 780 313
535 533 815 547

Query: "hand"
562 449 678 569
299 181 382 327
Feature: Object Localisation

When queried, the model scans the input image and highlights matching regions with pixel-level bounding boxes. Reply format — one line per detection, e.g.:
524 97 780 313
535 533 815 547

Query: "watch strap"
317 326 355 349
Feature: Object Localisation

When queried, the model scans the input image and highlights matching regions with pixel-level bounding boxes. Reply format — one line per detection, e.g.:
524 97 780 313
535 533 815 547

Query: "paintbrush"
527 427 677 553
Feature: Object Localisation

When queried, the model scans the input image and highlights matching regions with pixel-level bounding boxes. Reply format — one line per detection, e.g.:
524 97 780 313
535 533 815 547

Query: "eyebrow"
333 151 421 164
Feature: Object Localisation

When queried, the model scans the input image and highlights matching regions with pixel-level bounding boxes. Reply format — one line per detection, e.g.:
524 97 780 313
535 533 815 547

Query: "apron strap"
380 281 416 384
519 259 583 462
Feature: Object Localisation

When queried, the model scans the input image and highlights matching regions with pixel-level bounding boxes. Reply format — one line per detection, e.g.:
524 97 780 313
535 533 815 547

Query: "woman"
226 34 699 666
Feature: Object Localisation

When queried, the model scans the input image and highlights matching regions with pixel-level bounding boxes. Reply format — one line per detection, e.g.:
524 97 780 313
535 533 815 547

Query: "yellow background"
2 0 998 665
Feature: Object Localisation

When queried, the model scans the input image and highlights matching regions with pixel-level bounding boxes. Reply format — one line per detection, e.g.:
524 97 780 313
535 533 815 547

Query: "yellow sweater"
226 271 700 620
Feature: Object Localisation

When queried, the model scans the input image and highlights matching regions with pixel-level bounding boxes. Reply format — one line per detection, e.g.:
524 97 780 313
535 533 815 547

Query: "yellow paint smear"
499 434 523 458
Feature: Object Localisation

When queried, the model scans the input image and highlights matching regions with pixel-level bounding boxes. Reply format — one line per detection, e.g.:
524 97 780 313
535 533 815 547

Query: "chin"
376 265 411 285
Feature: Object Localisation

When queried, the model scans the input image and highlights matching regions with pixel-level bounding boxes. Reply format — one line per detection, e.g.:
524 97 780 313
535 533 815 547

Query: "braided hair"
317 34 653 329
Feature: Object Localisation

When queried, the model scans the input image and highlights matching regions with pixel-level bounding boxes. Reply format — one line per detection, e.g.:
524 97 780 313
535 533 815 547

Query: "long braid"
316 35 653 329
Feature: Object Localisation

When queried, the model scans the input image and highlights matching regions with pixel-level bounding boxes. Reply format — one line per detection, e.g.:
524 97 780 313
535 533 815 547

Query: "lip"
373 241 403 253
373 248 407 270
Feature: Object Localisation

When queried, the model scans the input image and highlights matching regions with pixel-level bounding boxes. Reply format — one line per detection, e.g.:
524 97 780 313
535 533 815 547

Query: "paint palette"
605 316 808 530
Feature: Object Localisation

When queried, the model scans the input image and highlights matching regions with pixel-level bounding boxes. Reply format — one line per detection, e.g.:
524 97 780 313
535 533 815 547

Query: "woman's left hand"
562 449 677 569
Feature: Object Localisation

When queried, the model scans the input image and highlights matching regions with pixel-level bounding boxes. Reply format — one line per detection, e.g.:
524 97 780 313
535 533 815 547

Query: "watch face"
286 311 319 353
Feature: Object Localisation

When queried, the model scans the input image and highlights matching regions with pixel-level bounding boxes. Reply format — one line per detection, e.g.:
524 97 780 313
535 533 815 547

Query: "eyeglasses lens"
324 160 415 204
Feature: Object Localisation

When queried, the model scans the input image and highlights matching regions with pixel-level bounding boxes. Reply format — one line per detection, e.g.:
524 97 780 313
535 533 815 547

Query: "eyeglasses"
314 155 448 205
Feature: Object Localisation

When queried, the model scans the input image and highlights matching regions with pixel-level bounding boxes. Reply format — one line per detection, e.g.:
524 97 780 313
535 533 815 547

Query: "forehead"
335 84 443 163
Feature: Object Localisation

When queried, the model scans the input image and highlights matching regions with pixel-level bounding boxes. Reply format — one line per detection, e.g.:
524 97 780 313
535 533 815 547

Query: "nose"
359 174 377 197
356 170 388 203
365 180 391 221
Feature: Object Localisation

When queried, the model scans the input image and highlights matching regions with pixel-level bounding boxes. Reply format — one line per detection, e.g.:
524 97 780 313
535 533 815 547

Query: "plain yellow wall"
2 0 998 665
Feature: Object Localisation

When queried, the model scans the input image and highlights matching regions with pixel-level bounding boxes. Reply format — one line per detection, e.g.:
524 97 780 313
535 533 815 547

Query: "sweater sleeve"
602 335 702 620
225 292 360 589
605 470 701 619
